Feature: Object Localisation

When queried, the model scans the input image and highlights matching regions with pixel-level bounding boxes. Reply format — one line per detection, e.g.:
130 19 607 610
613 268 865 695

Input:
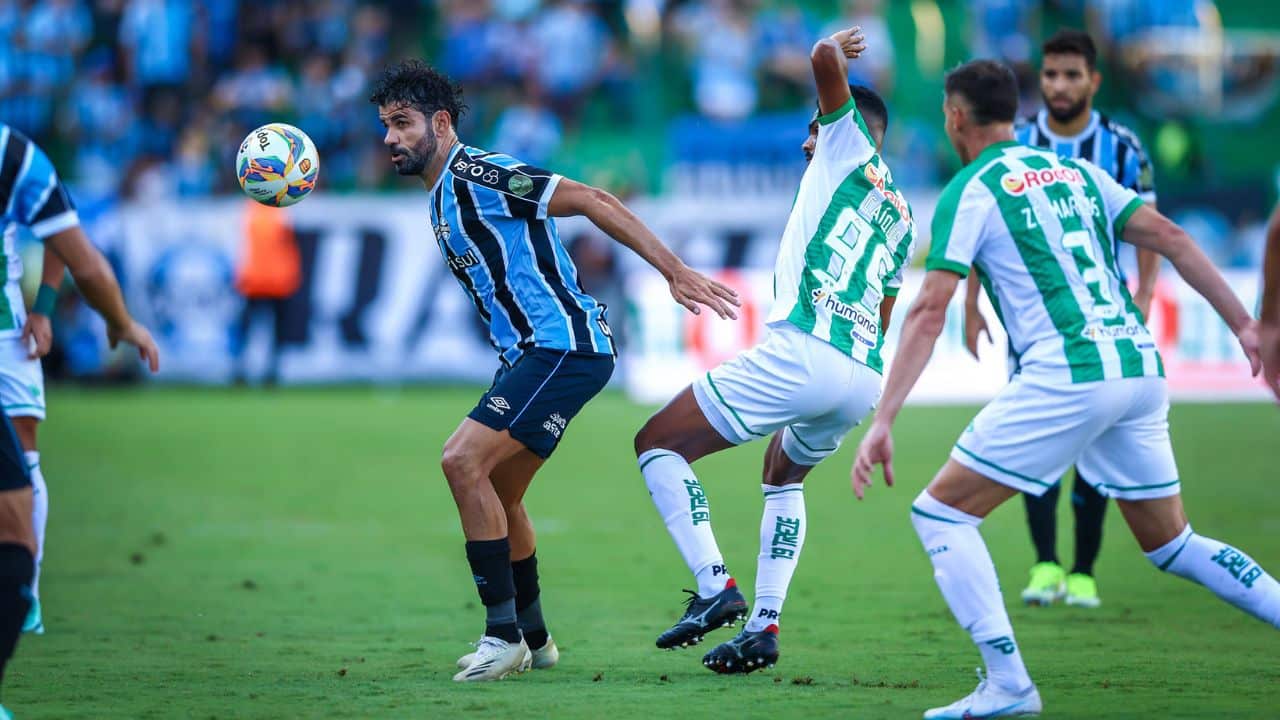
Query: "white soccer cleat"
451 636 532 682
923 670 1042 719
457 635 559 670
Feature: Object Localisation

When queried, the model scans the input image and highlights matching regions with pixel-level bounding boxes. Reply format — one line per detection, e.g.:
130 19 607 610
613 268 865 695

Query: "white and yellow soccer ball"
235 123 320 207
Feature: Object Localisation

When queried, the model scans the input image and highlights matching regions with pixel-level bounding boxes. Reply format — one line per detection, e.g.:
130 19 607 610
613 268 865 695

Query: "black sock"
0 543 33 690
1023 484 1060 565
1070 471 1107 577
512 553 547 649
464 539 520 643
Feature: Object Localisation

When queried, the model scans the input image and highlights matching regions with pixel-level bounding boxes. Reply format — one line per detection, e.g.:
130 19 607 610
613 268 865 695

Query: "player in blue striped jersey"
0 122 159 714
370 60 739 682
964 30 1160 611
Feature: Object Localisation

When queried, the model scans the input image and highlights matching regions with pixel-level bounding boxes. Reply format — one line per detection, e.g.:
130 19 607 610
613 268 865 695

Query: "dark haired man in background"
853 58 1277 718
369 59 739 682
964 29 1161 610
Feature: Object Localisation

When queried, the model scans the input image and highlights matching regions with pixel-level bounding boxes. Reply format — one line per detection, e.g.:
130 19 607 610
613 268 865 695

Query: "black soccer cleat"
702 625 780 674
655 580 748 650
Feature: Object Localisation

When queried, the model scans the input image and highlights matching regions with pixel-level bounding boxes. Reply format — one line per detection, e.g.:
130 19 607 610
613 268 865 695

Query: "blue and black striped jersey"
1016 110 1155 205
429 144 614 366
0 123 79 240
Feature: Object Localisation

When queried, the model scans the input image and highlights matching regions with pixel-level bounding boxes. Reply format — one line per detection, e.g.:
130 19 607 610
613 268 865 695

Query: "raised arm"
1121 204 1259 372
811 26 865 116
547 178 739 319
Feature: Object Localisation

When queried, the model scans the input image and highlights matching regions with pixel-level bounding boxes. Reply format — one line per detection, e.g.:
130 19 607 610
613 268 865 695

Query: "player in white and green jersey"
634 26 917 674
851 60 1278 719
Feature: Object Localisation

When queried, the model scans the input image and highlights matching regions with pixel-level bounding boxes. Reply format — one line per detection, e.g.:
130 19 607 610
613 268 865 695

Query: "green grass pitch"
10 387 1279 718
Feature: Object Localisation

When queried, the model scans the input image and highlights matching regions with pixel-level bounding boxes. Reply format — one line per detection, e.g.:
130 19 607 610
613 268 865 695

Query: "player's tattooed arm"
962 271 991 360
1122 205 1260 376
811 26 865 116
44 225 160 372
547 178 740 319
1259 204 1280 399
852 270 960 500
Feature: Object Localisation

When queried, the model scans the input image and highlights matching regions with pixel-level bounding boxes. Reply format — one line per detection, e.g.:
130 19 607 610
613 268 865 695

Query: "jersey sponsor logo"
811 289 879 347
999 166 1085 196
1080 323 1150 341
446 248 480 272
862 161 911 220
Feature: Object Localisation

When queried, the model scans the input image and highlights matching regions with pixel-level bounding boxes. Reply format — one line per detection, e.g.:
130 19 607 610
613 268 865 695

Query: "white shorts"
951 374 1179 501
0 336 44 420
692 323 881 465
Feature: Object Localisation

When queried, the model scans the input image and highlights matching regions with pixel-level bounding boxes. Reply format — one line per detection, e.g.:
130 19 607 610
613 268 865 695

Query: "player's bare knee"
440 444 485 487
634 416 675 457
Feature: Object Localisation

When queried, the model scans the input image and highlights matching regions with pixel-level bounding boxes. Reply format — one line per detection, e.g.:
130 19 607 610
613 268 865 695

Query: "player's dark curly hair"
368 59 468 126
1042 29 1098 71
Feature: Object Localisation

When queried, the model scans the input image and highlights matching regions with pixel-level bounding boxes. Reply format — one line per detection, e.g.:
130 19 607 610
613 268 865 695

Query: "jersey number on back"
1061 229 1120 320
816 207 890 309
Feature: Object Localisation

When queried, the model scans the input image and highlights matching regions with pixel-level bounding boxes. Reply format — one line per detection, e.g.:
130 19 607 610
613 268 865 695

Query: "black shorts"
0 416 28 491
469 348 615 459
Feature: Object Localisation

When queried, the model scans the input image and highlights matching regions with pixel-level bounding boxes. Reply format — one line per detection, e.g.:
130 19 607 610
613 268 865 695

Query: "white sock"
639 449 730 597
911 490 1033 692
1145 524 1280 627
26 450 45 600
746 483 805 632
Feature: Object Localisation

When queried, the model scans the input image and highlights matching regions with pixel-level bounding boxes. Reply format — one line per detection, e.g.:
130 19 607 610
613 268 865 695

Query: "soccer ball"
236 123 320 207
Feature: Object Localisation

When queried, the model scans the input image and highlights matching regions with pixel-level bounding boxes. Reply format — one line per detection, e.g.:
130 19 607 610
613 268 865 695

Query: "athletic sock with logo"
1145 524 1280 627
745 483 805 632
911 490 1033 692
638 449 731 598
26 451 45 600
464 538 521 643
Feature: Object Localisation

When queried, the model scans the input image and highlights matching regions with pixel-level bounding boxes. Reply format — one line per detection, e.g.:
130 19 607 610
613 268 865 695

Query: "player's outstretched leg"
705 433 812 673
1065 469 1106 608
1121 495 1280 628
636 387 745 650
912 463 1041 719
1020 485 1064 607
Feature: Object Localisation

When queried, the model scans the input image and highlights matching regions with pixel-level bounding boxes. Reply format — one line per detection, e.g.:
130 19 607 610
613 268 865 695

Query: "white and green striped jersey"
926 141 1161 384
769 97 917 373
0 224 28 338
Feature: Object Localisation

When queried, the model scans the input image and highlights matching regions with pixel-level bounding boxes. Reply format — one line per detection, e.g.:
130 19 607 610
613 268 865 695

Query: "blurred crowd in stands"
0 0 1275 269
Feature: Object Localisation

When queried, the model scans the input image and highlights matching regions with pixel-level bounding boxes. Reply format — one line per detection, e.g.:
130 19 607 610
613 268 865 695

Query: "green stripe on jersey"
0 257 12 331
977 159 1104 383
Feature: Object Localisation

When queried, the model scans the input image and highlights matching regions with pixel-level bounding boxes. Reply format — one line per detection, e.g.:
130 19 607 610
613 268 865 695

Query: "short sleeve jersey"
768 97 918 373
927 141 1161 384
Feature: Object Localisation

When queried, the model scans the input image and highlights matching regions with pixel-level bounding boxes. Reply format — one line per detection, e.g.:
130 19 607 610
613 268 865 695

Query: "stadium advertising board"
119 196 1266 401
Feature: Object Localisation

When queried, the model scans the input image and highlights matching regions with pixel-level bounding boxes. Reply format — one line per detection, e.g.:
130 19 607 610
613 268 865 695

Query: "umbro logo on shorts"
487 396 511 415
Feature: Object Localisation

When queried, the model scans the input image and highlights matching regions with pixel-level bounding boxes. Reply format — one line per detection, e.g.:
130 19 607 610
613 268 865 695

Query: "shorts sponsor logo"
542 412 566 438
811 290 878 347
486 396 510 415
1000 166 1085 196
446 248 480 272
